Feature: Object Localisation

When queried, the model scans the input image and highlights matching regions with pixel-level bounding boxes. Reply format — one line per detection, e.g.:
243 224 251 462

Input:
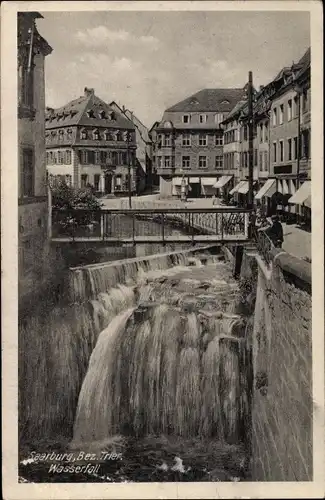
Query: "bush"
52 182 102 211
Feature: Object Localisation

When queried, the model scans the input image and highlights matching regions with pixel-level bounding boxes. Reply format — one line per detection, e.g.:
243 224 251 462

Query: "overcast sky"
38 10 310 128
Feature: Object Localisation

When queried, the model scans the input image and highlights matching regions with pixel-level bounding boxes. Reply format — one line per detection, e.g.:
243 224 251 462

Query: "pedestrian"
267 214 284 248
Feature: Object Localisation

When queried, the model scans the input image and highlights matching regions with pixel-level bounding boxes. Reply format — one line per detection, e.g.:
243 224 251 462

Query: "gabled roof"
45 90 135 130
165 88 246 113
109 101 150 142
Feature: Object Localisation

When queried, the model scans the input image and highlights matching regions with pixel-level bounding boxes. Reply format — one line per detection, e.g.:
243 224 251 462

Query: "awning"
201 177 217 186
230 181 245 195
238 181 249 194
254 178 277 200
288 181 311 206
289 179 296 195
173 177 188 186
189 177 200 183
213 175 233 189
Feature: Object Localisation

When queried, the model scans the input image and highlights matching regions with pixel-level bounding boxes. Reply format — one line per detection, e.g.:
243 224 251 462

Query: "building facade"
269 48 311 219
109 101 153 193
152 89 245 198
46 89 137 195
18 12 53 305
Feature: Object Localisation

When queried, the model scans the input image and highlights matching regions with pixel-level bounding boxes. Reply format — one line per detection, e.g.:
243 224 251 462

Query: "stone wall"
250 251 312 480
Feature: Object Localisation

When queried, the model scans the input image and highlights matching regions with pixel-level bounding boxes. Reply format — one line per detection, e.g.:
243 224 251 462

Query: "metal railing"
51 207 251 243
253 227 274 266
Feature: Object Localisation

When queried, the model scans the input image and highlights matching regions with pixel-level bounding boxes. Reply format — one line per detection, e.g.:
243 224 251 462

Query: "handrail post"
162 212 165 244
132 212 135 245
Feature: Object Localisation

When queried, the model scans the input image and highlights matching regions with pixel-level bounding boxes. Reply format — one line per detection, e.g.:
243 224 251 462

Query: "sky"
37 10 310 128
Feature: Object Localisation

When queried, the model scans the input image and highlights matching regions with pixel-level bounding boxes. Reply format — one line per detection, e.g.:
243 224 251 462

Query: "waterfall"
20 246 251 465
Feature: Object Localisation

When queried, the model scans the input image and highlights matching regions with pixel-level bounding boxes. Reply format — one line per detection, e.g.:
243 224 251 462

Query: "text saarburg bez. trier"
28 451 123 462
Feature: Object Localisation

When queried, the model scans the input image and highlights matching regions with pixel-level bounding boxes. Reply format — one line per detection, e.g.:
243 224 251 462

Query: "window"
164 134 171 146
279 104 284 125
164 156 171 168
259 124 263 143
259 152 263 170
272 108 277 126
94 174 100 191
294 137 298 160
20 66 34 110
288 99 292 121
81 174 88 187
273 142 277 163
116 131 123 141
115 175 121 190
199 134 208 146
199 114 207 123
215 113 224 126
302 90 308 113
254 149 258 166
100 151 107 164
182 156 190 168
99 110 106 119
293 96 298 118
88 151 95 164
287 138 292 161
182 115 190 124
58 129 64 141
93 129 100 140
111 151 118 164
243 126 248 141
302 130 310 158
182 133 191 146
57 151 64 164
279 140 284 162
87 109 95 118
264 123 268 142
157 156 162 168
21 148 34 197
198 156 207 168
81 129 87 140
215 136 223 146
264 151 268 172
215 155 223 169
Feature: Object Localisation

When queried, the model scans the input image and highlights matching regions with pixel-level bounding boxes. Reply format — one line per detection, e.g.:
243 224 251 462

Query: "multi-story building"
46 88 137 195
151 88 245 198
109 101 153 193
269 48 311 218
18 12 53 305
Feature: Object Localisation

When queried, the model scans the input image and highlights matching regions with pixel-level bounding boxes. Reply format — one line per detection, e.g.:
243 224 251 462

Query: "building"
109 102 153 193
45 89 137 196
18 12 53 305
151 88 246 198
268 48 311 219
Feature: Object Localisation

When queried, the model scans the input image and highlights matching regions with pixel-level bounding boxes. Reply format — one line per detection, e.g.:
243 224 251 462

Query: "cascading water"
19 247 252 482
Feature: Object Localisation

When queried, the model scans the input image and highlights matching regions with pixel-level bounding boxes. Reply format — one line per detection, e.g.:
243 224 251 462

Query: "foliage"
51 182 102 211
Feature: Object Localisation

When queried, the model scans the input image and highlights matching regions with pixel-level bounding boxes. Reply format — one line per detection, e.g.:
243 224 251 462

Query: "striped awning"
288 181 311 206
229 181 245 195
213 175 233 189
201 177 217 186
254 179 277 200
238 181 249 194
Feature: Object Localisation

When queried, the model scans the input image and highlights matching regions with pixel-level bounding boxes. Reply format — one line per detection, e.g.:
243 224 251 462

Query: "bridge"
50 207 252 245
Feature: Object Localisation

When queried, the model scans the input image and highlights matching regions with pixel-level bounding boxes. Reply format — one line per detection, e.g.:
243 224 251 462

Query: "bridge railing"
253 227 274 267
51 208 251 242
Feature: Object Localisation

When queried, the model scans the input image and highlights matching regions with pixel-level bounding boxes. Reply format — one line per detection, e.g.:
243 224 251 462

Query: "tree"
51 181 103 236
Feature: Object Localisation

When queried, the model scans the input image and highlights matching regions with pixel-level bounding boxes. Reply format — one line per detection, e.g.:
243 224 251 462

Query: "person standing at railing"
265 214 284 248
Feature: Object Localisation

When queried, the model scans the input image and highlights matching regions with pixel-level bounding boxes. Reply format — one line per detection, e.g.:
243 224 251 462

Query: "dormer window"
116 130 122 141
199 114 207 123
67 128 72 137
99 110 107 119
80 129 87 140
87 109 95 118
93 129 100 140
109 112 116 121
182 114 190 124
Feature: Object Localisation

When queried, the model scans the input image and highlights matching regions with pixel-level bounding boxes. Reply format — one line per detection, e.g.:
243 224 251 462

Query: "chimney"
122 105 125 112
84 87 94 97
